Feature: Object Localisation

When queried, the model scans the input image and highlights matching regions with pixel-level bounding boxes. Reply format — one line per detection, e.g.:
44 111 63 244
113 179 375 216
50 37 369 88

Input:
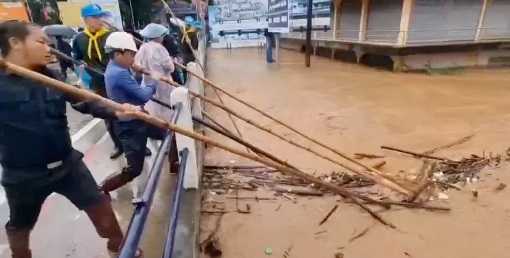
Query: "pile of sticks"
434 154 501 185
382 143 503 198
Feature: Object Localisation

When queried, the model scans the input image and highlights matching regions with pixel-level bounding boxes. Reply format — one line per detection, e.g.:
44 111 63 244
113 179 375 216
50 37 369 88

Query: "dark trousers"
92 86 122 151
4 158 103 231
114 120 167 179
106 119 122 151
3 156 123 256
100 121 178 193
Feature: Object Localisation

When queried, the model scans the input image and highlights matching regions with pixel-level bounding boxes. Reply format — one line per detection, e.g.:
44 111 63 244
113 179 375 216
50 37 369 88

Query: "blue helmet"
140 23 169 39
184 16 202 29
81 4 109 18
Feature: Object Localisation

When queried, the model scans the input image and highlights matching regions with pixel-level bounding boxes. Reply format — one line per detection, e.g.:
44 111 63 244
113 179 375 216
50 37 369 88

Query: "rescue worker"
0 20 142 258
72 4 124 159
135 23 175 120
100 32 167 193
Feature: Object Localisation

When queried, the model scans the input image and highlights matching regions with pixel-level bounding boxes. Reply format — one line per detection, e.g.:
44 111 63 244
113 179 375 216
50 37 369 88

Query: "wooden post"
334 0 343 40
305 0 313 67
398 0 414 46
359 0 369 42
332 0 341 40
128 0 136 29
475 0 488 41
275 33 280 63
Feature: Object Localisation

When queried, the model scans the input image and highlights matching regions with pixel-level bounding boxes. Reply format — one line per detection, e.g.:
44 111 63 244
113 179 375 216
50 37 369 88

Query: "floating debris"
495 183 507 192
433 154 501 187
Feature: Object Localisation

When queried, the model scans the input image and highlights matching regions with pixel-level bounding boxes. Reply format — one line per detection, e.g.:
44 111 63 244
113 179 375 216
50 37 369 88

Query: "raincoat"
134 40 175 120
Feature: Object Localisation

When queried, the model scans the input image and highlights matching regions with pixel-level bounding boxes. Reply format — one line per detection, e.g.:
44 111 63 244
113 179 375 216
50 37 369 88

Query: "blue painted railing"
119 103 186 258
162 148 188 258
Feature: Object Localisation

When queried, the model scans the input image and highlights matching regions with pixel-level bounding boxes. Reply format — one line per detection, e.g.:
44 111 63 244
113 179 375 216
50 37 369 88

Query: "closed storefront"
366 0 402 43
336 0 361 41
408 0 482 44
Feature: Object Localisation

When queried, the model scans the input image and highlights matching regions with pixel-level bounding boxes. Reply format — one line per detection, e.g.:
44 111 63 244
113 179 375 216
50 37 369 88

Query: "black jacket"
0 68 115 185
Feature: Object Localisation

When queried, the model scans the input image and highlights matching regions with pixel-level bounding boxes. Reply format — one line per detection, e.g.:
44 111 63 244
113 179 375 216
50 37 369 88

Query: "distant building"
0 0 30 22
281 0 510 71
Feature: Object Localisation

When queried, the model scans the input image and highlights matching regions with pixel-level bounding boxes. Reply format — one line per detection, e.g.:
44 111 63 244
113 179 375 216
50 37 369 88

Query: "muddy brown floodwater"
200 48 510 258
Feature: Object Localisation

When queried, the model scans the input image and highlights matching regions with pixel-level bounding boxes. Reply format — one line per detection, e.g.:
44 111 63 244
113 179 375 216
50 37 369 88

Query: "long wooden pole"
174 62 411 194
203 111 233 136
194 115 300 171
211 88 250 154
0 59 394 227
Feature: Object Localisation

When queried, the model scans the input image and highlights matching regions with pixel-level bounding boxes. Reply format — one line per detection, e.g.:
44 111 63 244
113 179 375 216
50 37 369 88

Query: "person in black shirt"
0 21 142 258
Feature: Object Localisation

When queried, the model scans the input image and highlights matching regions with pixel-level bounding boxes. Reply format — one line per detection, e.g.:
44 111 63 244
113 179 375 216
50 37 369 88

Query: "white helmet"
105 32 138 53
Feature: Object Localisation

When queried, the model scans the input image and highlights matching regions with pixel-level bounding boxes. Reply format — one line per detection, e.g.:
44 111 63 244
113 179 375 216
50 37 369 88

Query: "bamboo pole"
203 111 233 136
0 59 394 228
210 87 248 153
175 62 412 194
193 115 300 171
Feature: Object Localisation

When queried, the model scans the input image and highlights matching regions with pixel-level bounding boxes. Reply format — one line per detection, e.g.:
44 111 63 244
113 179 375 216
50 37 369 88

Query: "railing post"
475 0 488 41
170 87 199 189
186 62 204 120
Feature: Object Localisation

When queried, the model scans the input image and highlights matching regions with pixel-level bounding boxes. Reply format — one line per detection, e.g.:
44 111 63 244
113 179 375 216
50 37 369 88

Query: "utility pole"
129 0 136 30
305 0 313 67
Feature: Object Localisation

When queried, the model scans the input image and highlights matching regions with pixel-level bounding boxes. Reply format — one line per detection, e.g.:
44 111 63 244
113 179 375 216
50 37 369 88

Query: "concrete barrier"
170 87 199 190
186 62 204 121
169 34 207 258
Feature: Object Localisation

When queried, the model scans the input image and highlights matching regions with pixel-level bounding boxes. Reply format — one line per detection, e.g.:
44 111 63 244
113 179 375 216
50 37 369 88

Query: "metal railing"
118 103 183 258
162 148 189 258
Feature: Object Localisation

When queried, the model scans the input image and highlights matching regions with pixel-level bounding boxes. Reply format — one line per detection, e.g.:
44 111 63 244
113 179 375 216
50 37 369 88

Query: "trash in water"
437 192 449 200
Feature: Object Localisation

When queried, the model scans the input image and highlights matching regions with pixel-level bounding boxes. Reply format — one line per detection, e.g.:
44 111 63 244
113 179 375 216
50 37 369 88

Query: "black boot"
110 148 123 160
99 170 134 193
6 228 32 258
168 137 179 174
144 147 152 157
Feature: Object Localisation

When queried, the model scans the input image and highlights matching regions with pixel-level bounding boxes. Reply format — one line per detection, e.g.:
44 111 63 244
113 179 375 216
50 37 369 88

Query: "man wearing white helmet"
135 23 175 121
100 32 167 194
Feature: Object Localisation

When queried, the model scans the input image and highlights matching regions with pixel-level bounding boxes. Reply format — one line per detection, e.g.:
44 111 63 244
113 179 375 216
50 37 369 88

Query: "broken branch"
381 146 452 161
318 205 339 226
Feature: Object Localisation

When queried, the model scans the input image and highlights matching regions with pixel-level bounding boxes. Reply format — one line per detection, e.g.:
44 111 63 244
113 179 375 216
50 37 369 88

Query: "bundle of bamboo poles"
45 44 449 228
